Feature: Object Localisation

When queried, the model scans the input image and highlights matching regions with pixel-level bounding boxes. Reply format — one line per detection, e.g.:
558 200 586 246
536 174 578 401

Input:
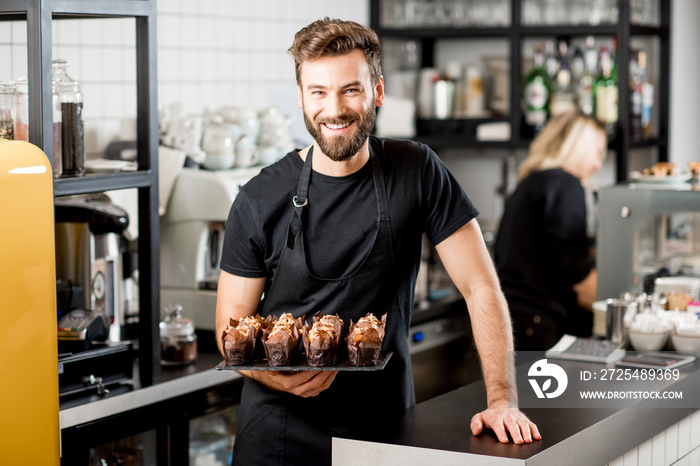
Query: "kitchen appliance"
597 182 700 300
54 193 129 342
1 139 60 465
57 309 109 352
160 166 260 330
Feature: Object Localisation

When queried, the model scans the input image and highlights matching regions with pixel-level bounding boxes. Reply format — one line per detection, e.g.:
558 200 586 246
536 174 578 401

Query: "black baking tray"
215 351 392 372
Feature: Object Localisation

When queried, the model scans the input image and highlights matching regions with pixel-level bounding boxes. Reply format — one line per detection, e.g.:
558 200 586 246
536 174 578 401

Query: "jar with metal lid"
160 304 198 365
53 59 84 176
0 81 16 140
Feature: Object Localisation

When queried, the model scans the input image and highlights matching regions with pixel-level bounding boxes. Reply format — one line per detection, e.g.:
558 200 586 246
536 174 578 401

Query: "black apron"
232 145 414 466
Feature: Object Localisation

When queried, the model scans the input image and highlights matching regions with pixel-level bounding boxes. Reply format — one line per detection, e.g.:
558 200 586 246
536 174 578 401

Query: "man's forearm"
466 288 517 408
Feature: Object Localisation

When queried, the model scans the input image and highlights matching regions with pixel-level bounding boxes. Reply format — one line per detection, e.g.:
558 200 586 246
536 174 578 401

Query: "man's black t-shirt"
221 136 479 313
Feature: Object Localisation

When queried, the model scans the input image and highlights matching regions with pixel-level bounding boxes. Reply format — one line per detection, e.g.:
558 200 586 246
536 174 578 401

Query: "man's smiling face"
298 49 384 162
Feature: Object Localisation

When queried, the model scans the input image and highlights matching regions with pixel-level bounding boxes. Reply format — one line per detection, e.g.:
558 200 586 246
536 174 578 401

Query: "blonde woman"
494 111 607 351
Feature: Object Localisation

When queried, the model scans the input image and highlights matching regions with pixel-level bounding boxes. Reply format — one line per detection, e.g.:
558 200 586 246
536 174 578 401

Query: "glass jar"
52 80 63 178
0 81 16 140
11 77 62 176
53 59 84 176
14 77 28 142
160 304 198 365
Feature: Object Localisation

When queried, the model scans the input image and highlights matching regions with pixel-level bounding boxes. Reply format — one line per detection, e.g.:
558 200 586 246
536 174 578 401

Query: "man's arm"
215 270 266 355
215 270 337 397
435 219 541 444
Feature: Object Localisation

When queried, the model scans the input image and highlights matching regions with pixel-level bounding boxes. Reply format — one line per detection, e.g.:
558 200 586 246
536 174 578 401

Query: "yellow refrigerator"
0 139 60 465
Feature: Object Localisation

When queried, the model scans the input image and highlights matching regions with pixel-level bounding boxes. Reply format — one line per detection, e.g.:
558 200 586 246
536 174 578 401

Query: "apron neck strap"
294 146 313 208
287 143 387 249
287 146 314 249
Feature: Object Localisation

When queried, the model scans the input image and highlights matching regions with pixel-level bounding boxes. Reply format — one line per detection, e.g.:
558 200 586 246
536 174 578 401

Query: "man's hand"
239 369 338 398
470 404 541 444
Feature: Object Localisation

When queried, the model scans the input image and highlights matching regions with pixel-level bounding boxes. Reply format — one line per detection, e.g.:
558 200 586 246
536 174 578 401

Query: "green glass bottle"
524 43 552 133
594 46 618 137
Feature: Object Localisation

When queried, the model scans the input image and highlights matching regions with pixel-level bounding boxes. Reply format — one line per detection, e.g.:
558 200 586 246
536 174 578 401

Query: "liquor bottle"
577 37 597 117
550 42 576 117
629 50 644 140
524 43 552 132
571 47 585 84
544 40 559 82
638 51 654 138
594 46 618 137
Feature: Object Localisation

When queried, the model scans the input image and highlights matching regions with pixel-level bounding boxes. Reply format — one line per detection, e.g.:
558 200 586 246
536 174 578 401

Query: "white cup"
235 135 258 168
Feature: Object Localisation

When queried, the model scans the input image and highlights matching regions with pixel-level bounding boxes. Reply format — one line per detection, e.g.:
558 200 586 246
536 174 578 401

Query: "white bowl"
628 330 668 351
670 333 700 354
203 152 235 171
655 276 700 300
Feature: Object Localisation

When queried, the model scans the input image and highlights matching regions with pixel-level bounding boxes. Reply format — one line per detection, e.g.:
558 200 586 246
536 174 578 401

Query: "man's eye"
312 91 324 96
346 88 359 94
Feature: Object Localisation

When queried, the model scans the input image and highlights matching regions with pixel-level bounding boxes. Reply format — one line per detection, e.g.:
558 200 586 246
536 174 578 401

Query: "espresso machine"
54 194 129 346
160 167 260 330
597 182 700 300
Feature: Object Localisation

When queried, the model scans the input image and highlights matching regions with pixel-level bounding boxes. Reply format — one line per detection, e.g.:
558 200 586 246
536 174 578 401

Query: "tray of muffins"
215 312 392 371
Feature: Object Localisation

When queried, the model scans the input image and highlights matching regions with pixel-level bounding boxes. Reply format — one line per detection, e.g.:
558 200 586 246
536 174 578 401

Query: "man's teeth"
325 121 351 130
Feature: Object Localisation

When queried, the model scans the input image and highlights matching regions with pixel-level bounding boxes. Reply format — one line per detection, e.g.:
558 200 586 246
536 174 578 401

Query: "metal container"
605 298 627 344
433 79 455 119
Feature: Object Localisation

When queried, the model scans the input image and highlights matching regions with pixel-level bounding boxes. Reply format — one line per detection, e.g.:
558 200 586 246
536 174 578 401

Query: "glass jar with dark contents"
53 59 84 176
160 304 198 365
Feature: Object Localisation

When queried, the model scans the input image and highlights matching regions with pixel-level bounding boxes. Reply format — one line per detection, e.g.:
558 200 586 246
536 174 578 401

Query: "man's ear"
374 75 385 107
297 85 303 109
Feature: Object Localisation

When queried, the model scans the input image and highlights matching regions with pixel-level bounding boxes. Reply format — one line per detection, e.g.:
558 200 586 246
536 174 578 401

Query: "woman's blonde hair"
518 111 607 181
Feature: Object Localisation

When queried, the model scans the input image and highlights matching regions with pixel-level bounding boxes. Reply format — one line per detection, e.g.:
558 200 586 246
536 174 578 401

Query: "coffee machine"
54 194 129 345
160 167 260 330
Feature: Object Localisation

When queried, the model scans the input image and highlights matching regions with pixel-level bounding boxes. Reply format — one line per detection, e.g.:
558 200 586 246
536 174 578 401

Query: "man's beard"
303 101 376 162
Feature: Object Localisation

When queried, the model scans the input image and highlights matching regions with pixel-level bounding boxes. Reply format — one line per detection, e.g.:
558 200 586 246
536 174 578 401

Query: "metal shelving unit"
0 0 160 388
370 0 671 182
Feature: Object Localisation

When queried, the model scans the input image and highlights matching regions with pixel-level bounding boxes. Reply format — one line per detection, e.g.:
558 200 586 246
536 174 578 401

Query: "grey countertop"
333 355 700 465
59 350 241 429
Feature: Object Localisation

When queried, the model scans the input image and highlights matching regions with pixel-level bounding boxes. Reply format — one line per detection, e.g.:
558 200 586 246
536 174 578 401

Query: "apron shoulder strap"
287 147 313 249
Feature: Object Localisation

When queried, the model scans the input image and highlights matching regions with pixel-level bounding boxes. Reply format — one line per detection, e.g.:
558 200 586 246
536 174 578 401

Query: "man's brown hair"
288 17 382 86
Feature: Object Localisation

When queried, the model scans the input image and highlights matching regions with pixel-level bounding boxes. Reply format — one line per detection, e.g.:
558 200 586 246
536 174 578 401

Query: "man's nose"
327 93 345 118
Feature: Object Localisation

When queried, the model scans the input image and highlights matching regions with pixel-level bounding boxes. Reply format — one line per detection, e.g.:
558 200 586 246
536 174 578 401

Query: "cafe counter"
333 357 700 465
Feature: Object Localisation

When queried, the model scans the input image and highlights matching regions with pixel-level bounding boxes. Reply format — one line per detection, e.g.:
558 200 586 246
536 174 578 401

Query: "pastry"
262 313 304 366
649 161 676 177
346 313 387 366
221 314 265 365
302 312 344 366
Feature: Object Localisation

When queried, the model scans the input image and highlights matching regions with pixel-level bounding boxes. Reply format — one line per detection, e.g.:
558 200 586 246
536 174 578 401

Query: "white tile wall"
653 431 667 466
606 410 700 466
638 439 653 466
0 0 369 155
